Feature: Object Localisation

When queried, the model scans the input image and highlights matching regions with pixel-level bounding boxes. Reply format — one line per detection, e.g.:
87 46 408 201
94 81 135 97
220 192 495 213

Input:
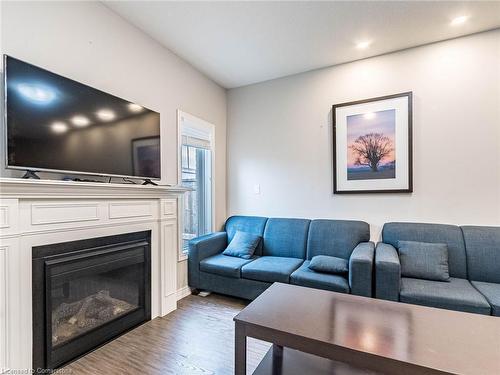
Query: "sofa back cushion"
306 220 370 260
262 218 310 259
225 216 268 256
462 226 500 283
382 222 467 279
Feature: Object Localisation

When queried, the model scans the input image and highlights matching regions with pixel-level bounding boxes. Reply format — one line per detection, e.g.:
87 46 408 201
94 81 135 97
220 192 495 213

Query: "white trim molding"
177 110 216 261
0 245 7 371
176 286 192 301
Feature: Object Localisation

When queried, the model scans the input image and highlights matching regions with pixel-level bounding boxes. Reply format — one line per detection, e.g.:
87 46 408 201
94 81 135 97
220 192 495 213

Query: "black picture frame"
131 136 161 179
332 92 413 194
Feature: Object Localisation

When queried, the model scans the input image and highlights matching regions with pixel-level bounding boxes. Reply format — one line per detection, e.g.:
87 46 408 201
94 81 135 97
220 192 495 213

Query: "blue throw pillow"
398 241 450 282
222 231 261 259
308 255 348 274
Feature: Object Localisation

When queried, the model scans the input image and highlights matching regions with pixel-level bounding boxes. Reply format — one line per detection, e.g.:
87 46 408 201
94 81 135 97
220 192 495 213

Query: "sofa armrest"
349 242 375 297
187 232 228 288
375 242 401 301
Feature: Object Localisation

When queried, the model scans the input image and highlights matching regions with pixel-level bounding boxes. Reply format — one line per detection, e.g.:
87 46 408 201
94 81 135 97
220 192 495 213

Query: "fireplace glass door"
33 232 151 369
50 259 142 347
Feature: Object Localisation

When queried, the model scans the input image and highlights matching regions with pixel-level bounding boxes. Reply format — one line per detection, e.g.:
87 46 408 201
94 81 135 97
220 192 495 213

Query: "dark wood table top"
234 283 500 375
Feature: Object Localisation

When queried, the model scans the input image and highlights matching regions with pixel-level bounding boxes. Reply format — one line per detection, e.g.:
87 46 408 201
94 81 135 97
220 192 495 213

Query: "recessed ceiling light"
128 103 144 113
363 112 376 120
356 41 371 50
96 109 116 121
17 83 56 104
51 121 68 134
71 115 91 127
451 15 469 26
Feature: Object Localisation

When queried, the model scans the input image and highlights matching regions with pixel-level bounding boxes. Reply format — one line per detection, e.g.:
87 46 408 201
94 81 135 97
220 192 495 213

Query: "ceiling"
105 1 500 89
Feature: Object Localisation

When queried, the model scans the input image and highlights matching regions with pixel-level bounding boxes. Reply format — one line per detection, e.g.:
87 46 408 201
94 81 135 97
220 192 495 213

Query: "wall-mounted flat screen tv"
4 55 161 180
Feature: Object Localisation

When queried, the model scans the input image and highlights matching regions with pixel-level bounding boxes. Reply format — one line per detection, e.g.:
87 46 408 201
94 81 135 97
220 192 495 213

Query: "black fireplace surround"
32 231 151 369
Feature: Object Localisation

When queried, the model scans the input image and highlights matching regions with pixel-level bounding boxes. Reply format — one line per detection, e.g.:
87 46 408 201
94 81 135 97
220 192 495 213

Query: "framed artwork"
332 92 412 194
131 136 161 178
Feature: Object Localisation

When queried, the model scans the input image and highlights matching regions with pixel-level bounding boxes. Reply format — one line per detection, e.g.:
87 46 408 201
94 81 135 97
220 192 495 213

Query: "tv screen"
4 55 161 179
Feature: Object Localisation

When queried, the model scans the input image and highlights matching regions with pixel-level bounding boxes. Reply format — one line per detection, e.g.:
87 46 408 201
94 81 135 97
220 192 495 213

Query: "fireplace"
32 231 151 369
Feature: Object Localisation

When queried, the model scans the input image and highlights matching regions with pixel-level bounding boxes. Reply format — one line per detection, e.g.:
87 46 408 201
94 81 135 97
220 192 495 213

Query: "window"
178 111 214 259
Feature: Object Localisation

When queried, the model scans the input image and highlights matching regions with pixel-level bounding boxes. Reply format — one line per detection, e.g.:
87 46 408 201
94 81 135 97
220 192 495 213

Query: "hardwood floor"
64 293 270 375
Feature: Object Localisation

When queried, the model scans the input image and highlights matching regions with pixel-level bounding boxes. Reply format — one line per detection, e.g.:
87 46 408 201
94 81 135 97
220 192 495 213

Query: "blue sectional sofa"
188 216 374 300
375 222 500 316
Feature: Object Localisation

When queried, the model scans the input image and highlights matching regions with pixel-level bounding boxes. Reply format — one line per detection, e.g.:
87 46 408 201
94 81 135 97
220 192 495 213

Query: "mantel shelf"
0 177 190 199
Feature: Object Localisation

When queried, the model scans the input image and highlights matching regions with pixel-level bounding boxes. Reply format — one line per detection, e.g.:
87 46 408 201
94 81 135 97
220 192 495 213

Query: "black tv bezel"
3 54 162 181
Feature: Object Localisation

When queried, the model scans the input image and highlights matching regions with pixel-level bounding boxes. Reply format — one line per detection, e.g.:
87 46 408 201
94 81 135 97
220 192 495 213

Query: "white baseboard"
176 286 192 301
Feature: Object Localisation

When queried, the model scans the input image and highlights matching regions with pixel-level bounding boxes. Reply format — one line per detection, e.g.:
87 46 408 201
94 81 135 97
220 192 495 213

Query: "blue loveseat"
375 222 500 316
188 216 374 300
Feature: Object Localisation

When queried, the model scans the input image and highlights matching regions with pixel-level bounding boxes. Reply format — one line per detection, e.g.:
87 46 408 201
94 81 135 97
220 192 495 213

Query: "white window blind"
181 135 211 149
181 116 213 149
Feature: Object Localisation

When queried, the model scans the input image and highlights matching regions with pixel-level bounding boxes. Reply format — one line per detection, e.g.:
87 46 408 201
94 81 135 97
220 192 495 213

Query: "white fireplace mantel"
0 177 189 198
0 178 188 371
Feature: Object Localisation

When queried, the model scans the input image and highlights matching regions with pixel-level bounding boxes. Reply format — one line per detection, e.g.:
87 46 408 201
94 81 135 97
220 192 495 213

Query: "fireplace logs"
52 290 135 345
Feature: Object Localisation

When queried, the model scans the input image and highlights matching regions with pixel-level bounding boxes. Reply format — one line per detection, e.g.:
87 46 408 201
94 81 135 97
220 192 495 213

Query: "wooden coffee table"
234 283 500 375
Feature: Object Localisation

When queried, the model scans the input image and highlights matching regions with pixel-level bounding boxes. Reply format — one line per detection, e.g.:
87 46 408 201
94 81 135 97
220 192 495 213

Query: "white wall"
228 30 500 240
0 1 227 290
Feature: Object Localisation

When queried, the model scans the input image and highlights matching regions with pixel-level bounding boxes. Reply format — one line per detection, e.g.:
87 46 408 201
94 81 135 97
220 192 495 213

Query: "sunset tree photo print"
347 109 396 180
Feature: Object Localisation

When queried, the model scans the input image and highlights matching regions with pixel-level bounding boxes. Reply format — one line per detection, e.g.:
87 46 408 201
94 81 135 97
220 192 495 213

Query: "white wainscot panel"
31 202 100 225
161 219 178 315
0 208 8 229
0 199 19 235
109 201 155 220
0 245 6 370
161 199 177 218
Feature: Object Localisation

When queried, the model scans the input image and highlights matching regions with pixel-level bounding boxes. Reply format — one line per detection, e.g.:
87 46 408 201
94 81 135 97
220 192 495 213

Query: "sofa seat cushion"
400 277 491 315
200 254 257 278
471 281 500 316
290 261 349 293
241 256 303 283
